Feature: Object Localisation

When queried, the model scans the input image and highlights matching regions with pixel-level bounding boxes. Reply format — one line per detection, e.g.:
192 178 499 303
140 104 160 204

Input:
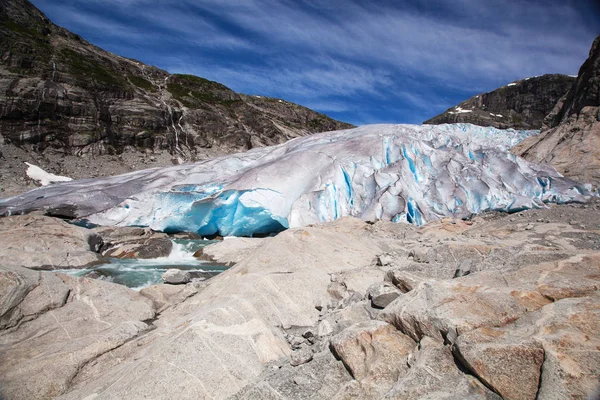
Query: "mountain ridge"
424 74 575 129
512 35 600 185
0 0 353 196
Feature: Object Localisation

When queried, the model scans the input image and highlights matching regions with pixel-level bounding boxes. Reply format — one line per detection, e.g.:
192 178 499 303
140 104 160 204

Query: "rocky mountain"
0 0 352 196
424 74 575 129
512 35 600 186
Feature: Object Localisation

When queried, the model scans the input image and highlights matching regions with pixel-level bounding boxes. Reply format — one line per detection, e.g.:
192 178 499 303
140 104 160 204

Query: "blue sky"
31 0 600 126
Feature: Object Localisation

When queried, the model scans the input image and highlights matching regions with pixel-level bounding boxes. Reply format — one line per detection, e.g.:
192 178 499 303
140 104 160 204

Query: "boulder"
376 253 394 266
384 337 500 399
161 269 191 284
379 271 552 343
455 328 544 400
330 321 415 397
454 295 600 400
102 237 173 258
93 226 173 258
0 215 104 269
290 346 313 367
384 269 425 293
366 283 402 309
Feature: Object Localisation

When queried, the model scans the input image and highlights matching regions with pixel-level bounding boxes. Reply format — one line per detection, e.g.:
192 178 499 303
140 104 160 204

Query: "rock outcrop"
0 214 104 269
1 201 599 399
512 35 600 185
424 74 575 129
0 0 352 197
0 265 155 399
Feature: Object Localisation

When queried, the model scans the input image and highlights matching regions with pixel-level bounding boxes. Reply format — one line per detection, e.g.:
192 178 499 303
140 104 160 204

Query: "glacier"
0 124 593 236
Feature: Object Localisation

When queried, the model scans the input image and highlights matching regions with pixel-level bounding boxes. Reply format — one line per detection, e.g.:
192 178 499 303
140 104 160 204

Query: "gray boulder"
161 269 191 284
366 283 402 309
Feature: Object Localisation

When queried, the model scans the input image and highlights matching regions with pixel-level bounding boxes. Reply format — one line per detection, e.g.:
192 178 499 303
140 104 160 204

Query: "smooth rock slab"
0 271 155 400
0 215 103 269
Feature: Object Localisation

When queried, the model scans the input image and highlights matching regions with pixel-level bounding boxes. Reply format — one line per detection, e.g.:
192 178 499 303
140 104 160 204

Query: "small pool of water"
56 239 229 290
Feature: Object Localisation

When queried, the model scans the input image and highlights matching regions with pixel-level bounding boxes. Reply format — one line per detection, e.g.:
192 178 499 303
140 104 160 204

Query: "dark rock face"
512 36 600 185
0 0 352 196
424 74 575 129
545 36 600 128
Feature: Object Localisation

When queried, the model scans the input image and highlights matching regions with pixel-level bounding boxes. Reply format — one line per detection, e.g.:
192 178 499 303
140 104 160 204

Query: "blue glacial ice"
0 124 594 236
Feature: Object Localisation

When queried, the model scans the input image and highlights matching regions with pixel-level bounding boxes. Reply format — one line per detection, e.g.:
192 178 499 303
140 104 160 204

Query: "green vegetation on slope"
129 75 156 92
60 48 128 89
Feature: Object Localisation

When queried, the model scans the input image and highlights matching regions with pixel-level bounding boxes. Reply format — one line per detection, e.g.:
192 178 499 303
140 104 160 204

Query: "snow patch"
448 106 473 115
507 83 517 87
25 162 72 186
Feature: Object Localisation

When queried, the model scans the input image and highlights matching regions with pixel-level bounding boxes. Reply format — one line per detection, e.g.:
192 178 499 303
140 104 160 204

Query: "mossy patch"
60 48 128 90
167 82 238 107
129 75 156 92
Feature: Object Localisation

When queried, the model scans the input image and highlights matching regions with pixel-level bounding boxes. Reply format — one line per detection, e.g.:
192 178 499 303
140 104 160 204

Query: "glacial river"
56 239 229 290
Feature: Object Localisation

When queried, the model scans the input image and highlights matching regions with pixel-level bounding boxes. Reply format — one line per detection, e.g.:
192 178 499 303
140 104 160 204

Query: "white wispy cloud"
30 0 600 124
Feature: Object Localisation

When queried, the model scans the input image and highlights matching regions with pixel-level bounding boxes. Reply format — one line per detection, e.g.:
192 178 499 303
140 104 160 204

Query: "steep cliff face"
0 0 352 196
424 74 575 129
512 36 600 186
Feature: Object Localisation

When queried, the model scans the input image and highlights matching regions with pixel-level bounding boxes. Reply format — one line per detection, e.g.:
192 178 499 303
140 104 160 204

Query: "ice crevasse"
0 124 593 236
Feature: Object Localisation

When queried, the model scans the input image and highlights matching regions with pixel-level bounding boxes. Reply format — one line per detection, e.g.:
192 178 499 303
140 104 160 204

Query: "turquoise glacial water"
56 239 229 290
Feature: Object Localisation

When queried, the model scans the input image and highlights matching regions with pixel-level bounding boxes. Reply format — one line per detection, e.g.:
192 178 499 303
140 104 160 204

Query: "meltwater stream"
56 239 229 290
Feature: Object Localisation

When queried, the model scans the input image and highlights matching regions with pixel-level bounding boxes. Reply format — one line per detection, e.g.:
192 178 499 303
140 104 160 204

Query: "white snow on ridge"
1 124 592 236
448 106 473 115
507 83 517 87
24 162 72 186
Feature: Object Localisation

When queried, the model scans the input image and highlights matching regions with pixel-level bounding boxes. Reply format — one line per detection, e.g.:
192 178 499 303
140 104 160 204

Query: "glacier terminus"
0 124 593 236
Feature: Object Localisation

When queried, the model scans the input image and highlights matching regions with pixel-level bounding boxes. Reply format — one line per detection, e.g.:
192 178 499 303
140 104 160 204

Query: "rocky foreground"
1 201 599 399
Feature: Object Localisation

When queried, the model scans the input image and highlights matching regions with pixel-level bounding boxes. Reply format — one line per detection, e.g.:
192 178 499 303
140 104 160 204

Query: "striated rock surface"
0 0 352 197
0 265 155 400
512 35 600 185
424 74 575 129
